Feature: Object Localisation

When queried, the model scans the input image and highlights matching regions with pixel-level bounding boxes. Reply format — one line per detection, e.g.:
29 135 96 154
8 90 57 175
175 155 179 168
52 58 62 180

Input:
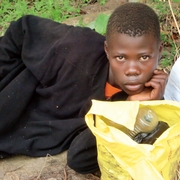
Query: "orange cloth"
105 82 121 99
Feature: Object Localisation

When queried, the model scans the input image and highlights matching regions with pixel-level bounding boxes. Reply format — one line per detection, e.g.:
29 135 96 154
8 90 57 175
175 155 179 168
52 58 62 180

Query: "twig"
4 172 20 180
63 168 67 180
35 154 50 180
171 29 180 62
168 0 180 64
168 0 180 36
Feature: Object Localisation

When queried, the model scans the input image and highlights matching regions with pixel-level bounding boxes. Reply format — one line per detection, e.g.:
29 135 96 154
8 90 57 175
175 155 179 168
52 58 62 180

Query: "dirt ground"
63 0 127 26
0 152 101 180
0 1 126 180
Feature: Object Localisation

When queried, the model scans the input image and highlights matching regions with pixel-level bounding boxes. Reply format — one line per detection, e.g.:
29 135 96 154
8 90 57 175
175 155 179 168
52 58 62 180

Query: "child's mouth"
125 84 142 91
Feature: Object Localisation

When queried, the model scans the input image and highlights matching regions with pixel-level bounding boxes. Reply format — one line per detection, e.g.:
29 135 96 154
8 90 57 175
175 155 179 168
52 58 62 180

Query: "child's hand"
127 69 168 101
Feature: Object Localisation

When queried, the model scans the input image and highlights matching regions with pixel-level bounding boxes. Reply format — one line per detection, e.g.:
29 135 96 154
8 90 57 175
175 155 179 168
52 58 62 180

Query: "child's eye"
116 56 125 61
140 55 149 61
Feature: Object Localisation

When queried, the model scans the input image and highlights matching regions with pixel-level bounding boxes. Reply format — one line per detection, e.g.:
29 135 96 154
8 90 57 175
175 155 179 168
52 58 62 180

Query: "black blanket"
0 15 109 157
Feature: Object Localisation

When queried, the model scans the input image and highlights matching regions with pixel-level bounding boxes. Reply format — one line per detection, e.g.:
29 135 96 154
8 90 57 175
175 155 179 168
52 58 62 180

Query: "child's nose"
125 61 140 76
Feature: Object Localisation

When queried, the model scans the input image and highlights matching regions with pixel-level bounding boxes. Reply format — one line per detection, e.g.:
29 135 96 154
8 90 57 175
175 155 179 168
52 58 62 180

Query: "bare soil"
0 152 101 180
63 0 127 26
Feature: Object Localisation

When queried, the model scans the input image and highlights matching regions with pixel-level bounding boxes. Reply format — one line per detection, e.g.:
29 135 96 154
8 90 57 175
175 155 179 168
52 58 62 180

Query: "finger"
151 71 168 78
150 73 168 84
145 81 163 99
150 75 168 81
151 73 168 78
147 78 166 86
145 81 162 89
154 69 168 75
147 73 168 86
153 70 169 79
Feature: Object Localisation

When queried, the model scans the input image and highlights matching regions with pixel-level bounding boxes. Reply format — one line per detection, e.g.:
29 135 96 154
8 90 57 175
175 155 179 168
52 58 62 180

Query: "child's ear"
158 42 163 61
104 41 109 58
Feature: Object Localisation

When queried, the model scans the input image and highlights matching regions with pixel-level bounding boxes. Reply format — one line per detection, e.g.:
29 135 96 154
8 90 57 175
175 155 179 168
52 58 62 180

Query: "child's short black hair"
106 3 160 42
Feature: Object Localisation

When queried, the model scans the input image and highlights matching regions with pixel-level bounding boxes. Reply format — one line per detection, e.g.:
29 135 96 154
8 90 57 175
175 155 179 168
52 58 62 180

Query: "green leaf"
85 21 95 29
94 14 110 35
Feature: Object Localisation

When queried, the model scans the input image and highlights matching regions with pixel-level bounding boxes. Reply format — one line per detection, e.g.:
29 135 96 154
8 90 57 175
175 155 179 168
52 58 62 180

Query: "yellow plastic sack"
85 100 180 180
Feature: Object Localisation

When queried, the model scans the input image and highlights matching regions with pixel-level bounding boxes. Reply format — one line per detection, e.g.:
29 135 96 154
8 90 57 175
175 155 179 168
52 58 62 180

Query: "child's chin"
125 88 144 96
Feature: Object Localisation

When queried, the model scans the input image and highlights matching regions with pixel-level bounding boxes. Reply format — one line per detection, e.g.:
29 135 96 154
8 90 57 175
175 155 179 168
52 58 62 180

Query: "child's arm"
127 69 168 101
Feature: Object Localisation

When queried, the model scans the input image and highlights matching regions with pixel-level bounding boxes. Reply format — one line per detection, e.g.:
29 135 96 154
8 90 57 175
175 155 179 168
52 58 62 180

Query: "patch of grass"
99 0 107 5
154 1 180 70
0 0 90 33
0 0 109 33
82 0 107 5
0 0 109 34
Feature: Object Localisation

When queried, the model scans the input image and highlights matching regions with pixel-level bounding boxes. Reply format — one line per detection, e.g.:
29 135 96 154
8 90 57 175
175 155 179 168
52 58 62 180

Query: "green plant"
152 1 180 69
86 13 110 35
0 0 109 34
82 0 107 5
160 54 174 68
99 0 107 5
0 0 82 33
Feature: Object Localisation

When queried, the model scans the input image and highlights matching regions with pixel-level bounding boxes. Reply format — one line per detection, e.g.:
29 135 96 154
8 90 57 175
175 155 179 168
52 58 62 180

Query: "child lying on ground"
0 2 168 175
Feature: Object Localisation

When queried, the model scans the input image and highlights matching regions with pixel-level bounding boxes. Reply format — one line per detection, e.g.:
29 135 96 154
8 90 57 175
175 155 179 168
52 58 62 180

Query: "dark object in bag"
133 121 169 144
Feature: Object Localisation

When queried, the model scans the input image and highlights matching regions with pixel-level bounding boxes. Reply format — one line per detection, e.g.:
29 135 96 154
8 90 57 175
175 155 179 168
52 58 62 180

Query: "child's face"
104 33 162 95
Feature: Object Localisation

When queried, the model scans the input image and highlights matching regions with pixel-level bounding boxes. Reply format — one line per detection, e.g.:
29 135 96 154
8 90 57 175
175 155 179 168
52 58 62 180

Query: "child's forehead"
107 32 158 45
106 33 160 51
109 32 155 40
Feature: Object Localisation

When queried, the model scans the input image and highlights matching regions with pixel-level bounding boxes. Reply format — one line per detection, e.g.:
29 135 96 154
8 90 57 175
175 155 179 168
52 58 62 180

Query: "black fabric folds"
0 15 109 157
